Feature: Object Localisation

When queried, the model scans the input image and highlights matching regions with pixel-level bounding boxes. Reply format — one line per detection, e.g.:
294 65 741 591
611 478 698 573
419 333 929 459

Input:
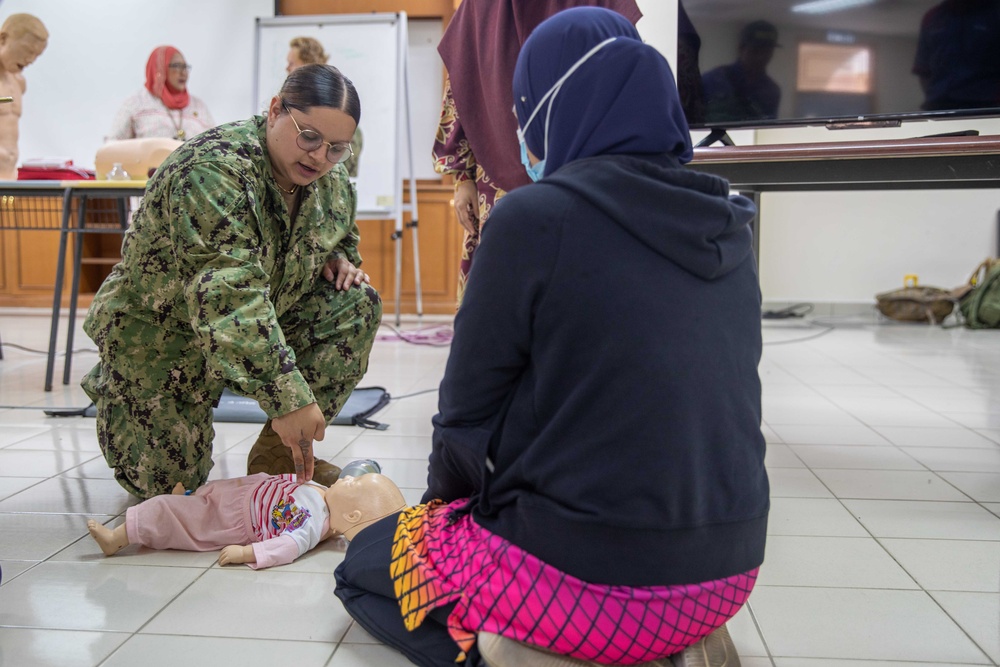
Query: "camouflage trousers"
82 283 382 500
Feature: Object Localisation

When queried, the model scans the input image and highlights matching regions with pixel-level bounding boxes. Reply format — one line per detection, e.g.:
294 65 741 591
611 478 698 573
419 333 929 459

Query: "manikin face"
286 48 305 75
266 96 356 189
166 52 189 91
0 32 46 74
323 474 406 538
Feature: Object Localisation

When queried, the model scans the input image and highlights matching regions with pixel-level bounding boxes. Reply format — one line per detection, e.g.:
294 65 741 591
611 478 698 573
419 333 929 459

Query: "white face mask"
515 37 618 181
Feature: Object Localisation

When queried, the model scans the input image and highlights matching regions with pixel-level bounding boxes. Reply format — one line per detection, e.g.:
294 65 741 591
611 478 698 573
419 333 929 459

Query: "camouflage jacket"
84 115 361 417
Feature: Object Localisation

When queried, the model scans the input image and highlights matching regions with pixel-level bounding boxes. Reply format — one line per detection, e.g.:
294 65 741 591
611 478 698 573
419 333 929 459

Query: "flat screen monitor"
678 0 1000 136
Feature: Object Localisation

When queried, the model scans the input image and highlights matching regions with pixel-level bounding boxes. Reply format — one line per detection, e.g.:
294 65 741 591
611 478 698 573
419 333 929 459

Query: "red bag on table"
17 160 95 180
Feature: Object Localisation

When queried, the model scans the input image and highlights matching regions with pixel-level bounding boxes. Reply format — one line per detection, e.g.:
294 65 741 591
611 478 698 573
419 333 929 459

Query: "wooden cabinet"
0 187 463 314
0 226 71 307
358 181 461 315
78 232 124 295
0 195 126 308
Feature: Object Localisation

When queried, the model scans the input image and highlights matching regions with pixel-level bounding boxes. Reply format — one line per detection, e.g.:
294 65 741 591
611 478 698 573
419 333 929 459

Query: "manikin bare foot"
87 519 130 556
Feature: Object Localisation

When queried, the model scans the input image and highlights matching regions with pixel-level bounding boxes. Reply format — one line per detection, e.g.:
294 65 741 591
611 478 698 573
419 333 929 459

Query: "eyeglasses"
168 63 192 72
282 102 354 164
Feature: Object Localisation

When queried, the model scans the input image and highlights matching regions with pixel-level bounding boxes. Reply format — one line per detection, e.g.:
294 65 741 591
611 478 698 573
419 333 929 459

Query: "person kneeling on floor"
332 7 767 667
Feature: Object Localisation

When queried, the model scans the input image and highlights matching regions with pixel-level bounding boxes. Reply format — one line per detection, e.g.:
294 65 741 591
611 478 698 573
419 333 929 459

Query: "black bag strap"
350 387 391 430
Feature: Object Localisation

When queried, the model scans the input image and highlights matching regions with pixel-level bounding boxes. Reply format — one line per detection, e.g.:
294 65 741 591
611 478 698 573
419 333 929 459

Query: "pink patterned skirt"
390 499 757 664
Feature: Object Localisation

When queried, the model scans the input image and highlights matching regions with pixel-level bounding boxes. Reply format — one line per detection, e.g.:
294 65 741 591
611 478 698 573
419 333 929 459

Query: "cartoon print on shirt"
271 495 311 533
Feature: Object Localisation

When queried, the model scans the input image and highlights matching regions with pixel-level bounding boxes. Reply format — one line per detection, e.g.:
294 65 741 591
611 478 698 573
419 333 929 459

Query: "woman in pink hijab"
433 0 641 305
108 45 215 142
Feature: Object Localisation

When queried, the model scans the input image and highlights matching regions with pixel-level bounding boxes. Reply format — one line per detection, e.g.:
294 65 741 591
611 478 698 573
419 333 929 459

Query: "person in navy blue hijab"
335 8 766 667
513 6 693 180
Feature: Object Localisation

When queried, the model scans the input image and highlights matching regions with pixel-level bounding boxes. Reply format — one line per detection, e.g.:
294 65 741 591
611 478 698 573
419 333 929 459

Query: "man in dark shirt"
702 19 782 123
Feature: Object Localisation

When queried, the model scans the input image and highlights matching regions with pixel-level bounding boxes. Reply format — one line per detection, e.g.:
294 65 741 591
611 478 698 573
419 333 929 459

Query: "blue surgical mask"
519 132 546 182
515 37 618 182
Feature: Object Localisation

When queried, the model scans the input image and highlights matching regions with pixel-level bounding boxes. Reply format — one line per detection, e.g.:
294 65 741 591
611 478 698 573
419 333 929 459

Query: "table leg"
393 212 402 327
63 194 88 386
408 218 423 317
45 188 73 392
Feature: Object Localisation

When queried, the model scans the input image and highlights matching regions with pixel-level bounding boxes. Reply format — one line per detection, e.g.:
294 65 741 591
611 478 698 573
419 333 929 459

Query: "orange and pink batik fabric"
390 498 757 664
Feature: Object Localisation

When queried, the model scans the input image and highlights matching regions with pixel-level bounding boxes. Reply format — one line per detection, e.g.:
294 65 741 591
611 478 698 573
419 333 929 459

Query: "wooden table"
687 134 1000 260
0 180 145 390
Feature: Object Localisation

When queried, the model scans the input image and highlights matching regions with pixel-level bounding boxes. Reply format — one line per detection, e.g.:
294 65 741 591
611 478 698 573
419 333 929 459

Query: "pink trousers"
125 474 263 551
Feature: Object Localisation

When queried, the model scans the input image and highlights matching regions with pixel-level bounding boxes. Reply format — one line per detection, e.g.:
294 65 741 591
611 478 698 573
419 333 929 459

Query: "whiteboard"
256 14 409 216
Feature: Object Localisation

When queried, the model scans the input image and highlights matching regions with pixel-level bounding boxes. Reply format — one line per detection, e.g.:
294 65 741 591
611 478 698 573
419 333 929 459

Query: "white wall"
755 120 1000 304
635 0 676 69
10 0 273 170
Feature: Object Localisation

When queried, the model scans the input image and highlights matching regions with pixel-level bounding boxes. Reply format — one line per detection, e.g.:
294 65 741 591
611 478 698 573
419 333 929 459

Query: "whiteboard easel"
254 13 422 325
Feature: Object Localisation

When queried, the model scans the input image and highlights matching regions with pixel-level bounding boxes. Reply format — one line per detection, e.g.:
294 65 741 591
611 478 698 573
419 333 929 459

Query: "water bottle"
106 162 130 181
340 458 381 479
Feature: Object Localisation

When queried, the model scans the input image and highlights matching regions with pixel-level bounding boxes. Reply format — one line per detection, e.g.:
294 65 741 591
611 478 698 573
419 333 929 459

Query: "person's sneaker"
670 624 741 667
477 633 671 667
246 421 342 486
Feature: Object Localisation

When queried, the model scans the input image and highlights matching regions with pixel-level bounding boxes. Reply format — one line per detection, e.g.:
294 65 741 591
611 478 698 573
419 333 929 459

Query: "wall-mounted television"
679 0 1000 142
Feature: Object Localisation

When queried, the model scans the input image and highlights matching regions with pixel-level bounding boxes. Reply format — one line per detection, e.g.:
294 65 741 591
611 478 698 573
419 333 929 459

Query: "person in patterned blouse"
336 9 765 667
433 0 641 304
82 64 381 500
107 45 215 142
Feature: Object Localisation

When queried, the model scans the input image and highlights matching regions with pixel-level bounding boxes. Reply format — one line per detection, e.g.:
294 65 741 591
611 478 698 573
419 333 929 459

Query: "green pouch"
958 259 1000 329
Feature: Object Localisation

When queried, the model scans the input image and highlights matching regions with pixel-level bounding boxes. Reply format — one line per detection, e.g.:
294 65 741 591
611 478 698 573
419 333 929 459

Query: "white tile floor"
1 309 999 667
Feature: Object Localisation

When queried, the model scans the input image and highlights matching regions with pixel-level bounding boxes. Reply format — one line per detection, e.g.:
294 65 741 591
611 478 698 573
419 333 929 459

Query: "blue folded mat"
46 387 391 430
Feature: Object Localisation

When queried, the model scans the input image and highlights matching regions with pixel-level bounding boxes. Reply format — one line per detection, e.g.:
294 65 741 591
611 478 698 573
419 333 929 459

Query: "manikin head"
324 473 407 541
0 14 48 75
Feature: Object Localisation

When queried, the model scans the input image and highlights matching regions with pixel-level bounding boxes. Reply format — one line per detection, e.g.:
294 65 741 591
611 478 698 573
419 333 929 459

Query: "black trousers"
334 513 483 667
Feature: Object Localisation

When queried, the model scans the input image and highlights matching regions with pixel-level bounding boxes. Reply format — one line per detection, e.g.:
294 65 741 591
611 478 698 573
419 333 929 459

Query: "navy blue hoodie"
425 153 768 587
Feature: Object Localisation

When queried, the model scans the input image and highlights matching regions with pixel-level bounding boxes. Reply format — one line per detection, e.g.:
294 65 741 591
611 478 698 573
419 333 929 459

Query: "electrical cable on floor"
762 322 835 345
762 307 894 345
390 388 439 401
377 323 453 346
0 405 66 410
761 303 814 319
759 301 837 345
809 311 884 328
0 341 98 355
0 388 443 412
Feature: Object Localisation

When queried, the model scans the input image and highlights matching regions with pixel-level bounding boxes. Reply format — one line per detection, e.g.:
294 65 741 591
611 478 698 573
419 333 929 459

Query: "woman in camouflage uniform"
83 64 381 500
